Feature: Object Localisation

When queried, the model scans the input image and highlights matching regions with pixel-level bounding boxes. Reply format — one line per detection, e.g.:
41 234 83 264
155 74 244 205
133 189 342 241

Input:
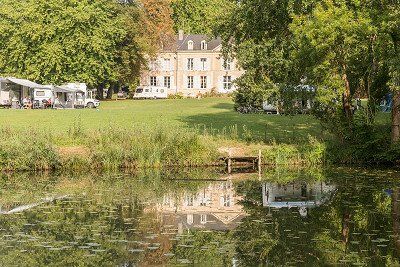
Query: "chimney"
178 30 184 41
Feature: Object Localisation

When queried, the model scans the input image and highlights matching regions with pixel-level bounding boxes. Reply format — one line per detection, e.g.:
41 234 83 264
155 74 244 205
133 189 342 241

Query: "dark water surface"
1 168 400 266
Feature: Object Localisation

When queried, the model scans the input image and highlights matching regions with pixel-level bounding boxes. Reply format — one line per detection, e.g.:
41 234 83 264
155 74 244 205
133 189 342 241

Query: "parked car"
117 91 128 100
133 86 168 99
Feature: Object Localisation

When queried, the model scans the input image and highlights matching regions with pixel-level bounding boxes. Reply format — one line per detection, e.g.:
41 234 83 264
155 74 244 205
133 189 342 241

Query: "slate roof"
163 34 222 52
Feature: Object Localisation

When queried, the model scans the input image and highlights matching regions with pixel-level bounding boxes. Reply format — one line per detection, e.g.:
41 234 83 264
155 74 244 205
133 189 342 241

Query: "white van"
133 86 168 99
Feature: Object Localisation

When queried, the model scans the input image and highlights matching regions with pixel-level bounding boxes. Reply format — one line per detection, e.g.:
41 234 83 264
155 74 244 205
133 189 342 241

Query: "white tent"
7 77 49 89
53 85 85 109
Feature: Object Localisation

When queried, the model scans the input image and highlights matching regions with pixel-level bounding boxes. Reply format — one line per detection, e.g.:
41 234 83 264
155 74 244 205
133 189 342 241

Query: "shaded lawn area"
0 97 322 144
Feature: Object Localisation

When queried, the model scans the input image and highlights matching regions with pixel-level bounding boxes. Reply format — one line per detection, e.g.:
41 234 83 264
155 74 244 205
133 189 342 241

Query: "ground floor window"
164 76 171 88
187 76 194 89
222 76 232 90
200 76 207 89
150 76 157 87
223 76 232 90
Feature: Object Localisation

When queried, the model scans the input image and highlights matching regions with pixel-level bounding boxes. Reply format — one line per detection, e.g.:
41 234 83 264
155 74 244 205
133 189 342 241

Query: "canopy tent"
53 85 85 109
2 77 51 108
6 77 49 89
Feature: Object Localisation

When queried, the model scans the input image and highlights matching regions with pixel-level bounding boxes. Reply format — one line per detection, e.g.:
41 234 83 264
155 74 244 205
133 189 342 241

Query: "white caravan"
0 78 10 107
133 86 168 99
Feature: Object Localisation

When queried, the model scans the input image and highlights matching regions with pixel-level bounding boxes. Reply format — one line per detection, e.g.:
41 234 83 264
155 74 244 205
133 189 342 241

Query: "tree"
0 0 127 87
0 0 163 100
171 0 234 35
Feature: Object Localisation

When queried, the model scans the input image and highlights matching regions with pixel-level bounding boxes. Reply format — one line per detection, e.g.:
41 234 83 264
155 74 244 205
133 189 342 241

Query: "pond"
0 168 400 266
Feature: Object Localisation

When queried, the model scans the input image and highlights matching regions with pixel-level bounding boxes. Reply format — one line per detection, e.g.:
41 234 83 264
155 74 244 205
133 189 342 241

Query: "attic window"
188 40 194 50
201 40 207 50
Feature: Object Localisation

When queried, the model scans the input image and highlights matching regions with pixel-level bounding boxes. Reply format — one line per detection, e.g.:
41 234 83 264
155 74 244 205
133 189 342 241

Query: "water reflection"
156 180 245 231
0 169 399 266
262 181 336 217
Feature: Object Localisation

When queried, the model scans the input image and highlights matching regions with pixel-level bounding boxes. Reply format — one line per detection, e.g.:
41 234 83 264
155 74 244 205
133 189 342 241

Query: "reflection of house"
155 180 245 231
262 182 336 210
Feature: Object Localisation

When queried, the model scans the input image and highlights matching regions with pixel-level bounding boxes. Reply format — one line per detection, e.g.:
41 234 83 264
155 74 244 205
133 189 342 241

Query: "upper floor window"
150 76 157 87
201 41 207 50
223 58 232 71
185 194 194 206
164 58 171 71
149 60 157 71
200 58 207 70
188 40 194 50
187 58 194 71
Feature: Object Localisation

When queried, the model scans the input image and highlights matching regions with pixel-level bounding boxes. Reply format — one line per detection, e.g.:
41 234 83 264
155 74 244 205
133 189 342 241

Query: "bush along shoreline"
2 122 399 172
0 124 331 172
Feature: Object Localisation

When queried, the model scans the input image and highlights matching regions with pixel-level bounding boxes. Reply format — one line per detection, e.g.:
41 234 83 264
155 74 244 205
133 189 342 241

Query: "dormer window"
188 40 194 50
201 40 207 50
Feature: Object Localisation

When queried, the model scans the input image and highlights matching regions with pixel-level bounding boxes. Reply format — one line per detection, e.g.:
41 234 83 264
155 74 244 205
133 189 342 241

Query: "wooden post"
258 149 262 173
227 158 232 174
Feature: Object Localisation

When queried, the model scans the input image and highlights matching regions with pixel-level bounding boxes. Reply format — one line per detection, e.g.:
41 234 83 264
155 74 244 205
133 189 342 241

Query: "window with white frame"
201 41 207 50
200 58 207 70
187 58 194 71
185 194 194 206
164 58 171 71
188 40 194 50
187 76 194 89
200 214 207 224
187 214 194 225
149 60 155 71
223 58 232 71
222 194 231 207
164 76 171 88
200 76 207 89
223 76 232 90
150 76 157 86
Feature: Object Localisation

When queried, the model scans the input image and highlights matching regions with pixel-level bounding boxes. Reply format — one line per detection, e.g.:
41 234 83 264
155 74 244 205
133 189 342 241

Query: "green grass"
0 97 322 144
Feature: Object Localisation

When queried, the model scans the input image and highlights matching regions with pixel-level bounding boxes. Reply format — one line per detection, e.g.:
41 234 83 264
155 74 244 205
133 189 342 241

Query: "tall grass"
0 125 219 172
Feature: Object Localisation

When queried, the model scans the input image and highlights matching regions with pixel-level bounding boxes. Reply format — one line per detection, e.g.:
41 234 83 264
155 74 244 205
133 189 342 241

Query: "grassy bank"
1 98 391 171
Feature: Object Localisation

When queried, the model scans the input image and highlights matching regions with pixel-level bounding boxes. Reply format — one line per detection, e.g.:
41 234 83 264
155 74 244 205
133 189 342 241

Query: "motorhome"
0 78 10 107
133 86 168 99
63 83 100 108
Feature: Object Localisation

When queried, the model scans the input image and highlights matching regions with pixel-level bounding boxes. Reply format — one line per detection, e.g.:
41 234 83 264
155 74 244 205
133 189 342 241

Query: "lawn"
0 97 322 144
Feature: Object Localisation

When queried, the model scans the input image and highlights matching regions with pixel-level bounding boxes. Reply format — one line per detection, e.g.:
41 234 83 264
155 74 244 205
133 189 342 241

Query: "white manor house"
140 30 245 97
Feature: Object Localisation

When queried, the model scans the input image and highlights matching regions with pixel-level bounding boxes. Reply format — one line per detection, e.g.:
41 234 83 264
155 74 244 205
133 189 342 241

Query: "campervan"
133 86 168 99
64 83 100 108
0 79 10 107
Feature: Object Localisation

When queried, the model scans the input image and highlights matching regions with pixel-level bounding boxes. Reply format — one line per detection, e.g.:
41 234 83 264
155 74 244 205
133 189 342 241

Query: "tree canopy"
0 0 168 89
171 0 234 35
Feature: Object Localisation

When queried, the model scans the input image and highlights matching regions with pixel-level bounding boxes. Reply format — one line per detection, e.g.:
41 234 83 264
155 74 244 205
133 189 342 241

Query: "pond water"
1 168 400 266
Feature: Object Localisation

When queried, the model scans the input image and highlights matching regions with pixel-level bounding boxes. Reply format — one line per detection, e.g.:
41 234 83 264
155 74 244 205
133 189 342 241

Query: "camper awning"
7 77 49 89
53 86 84 93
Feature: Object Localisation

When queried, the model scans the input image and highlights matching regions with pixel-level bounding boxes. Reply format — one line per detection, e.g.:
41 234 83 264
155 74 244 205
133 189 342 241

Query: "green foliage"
171 0 234 35
0 0 150 88
233 71 278 113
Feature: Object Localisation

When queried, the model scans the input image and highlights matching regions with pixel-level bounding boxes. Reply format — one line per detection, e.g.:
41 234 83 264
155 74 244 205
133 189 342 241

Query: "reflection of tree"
393 188 400 257
233 171 400 266
0 170 216 266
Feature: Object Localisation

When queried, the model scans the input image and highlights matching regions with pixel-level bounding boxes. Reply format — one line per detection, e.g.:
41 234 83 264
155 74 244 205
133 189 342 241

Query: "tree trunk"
342 70 352 119
97 83 105 100
106 83 116 99
342 211 351 247
392 90 400 143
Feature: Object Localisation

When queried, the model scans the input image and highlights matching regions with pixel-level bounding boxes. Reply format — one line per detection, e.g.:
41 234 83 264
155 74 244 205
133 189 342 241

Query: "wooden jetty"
221 150 262 174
